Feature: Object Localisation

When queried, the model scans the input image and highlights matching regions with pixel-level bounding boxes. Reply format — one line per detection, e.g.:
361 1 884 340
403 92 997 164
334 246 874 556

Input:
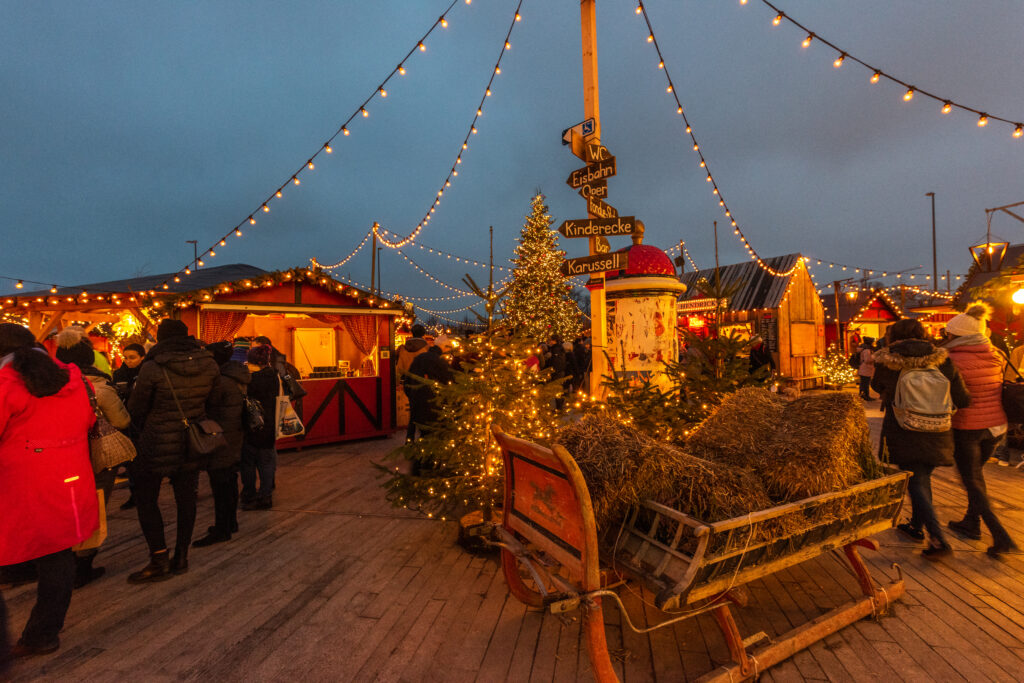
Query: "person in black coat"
871 318 970 560
125 319 220 582
240 345 280 510
407 345 454 434
193 342 250 546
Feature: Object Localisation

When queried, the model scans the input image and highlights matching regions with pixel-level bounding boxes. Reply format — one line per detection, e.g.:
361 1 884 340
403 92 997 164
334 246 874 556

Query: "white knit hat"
946 304 989 337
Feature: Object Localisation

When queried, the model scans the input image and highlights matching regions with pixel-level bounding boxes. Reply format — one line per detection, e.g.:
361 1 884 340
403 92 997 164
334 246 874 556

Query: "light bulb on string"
802 33 813 48
772 12 783 26
833 53 846 68
977 114 988 127
342 127 349 136
276 190 283 198
235 229 242 237
418 42 426 51
360 108 368 117
904 88 914 101
870 71 880 84
15 281 23 289
440 16 447 27
307 161 315 170
324 143 332 153
1014 125 1023 138
249 216 256 225
942 101 952 114
262 204 269 212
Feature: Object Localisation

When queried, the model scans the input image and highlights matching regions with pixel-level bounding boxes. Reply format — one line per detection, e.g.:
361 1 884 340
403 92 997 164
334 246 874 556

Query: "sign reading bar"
594 236 611 254
558 216 638 239
560 252 628 277
586 196 618 219
578 181 607 199
566 157 616 189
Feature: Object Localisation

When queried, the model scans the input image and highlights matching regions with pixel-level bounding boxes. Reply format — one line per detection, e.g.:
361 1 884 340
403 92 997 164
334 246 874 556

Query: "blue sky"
1 0 1022 302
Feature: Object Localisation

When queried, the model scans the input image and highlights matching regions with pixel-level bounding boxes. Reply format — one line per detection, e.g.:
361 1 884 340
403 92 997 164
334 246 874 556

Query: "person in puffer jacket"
872 319 969 560
942 304 1017 557
126 319 219 582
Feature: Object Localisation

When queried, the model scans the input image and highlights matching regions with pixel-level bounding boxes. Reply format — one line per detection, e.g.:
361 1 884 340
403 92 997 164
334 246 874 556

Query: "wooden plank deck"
4 403 1023 681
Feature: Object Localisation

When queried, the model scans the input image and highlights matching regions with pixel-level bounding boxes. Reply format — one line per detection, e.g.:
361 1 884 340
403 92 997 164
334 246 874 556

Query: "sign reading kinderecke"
558 216 639 239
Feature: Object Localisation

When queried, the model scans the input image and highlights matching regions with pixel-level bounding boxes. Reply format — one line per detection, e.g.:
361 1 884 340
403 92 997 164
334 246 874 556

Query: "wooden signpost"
566 157 616 189
558 216 639 239
586 196 617 219
559 251 627 277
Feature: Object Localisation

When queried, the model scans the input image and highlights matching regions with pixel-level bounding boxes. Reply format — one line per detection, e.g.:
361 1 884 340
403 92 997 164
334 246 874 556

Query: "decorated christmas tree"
379 331 563 521
502 193 581 341
815 344 859 387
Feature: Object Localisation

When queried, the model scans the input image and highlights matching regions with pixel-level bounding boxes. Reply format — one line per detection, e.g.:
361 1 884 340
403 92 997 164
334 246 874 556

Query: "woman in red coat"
942 306 1017 557
0 324 97 663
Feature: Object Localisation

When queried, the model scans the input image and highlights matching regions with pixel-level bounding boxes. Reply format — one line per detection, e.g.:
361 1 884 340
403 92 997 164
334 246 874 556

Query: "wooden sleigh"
487 425 910 682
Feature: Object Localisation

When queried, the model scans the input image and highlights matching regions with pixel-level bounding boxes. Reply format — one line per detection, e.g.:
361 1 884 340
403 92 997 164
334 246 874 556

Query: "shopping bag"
275 375 305 439
72 490 108 552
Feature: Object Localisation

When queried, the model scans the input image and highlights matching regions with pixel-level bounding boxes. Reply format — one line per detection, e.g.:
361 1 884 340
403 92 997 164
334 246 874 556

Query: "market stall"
2 263 411 448
822 288 902 350
678 254 825 389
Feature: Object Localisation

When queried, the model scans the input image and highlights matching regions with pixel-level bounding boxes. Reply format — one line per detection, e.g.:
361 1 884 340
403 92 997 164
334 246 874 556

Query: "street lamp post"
926 192 937 287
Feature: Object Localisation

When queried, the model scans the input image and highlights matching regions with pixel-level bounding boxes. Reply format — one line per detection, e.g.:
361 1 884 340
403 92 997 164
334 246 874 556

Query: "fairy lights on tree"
815 344 858 387
502 193 581 341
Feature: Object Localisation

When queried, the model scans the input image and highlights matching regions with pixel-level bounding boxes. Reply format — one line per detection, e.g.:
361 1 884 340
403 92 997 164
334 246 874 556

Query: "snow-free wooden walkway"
4 404 1024 681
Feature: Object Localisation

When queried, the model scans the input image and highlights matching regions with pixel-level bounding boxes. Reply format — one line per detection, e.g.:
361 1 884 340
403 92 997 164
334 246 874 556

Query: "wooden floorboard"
4 399 1023 681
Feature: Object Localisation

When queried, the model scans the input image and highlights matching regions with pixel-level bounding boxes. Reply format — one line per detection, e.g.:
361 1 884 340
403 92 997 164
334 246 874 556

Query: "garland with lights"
379 331 563 521
501 193 582 341
635 2 800 278
741 0 1023 138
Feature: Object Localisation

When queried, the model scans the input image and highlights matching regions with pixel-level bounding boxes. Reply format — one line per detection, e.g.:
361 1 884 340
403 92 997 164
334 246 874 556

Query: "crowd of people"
0 321 297 667
866 305 1019 561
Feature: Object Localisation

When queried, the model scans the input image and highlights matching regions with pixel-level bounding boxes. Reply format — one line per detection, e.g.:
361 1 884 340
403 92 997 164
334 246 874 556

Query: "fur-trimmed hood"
874 339 947 370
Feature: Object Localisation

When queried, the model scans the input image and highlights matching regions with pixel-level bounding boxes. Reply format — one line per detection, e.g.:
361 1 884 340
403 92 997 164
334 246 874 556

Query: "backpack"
893 367 954 432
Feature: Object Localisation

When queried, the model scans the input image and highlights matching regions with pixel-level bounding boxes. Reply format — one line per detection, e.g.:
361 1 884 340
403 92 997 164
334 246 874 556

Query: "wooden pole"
370 228 378 296
832 281 843 352
581 0 607 398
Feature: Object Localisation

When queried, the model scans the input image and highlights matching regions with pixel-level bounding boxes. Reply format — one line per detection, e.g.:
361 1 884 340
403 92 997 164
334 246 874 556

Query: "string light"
750 0 1023 137
394 250 475 294
148 0 466 292
636 2 800 278
373 0 524 250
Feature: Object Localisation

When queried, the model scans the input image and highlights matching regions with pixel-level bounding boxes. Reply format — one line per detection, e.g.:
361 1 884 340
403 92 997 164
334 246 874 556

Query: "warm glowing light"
802 33 813 48
249 216 256 224
324 144 332 153
307 161 315 170
977 114 988 127
293 176 301 185
440 17 447 27
1014 125 1023 138
870 71 880 84
1012 288 1024 305
647 34 654 43
379 88 387 97
773 12 783 25
15 280 23 289
504 41 510 49
50 285 57 293
833 53 845 68
418 42 426 51
942 101 952 114
361 107 368 117
262 204 269 212
342 127 349 136
398 65 406 75
903 88 914 101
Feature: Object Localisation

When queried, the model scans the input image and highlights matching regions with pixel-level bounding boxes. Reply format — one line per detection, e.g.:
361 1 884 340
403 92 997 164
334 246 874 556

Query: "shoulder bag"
84 378 137 473
239 383 265 433
274 374 305 439
999 349 1024 424
161 366 228 456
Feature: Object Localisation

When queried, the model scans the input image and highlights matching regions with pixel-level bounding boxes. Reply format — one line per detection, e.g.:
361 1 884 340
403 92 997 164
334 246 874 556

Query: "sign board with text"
566 157 616 189
558 216 639 239
586 196 618 219
560 252 628 277
578 181 607 199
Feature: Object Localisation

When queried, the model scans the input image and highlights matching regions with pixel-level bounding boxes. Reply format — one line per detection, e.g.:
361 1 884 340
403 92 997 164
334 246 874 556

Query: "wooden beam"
34 311 66 342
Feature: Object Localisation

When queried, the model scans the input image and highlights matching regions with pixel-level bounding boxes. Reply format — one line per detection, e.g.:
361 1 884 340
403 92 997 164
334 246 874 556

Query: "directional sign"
560 252 628 277
586 196 618 219
594 236 611 254
586 143 611 161
561 118 595 145
577 181 607 199
566 157 616 189
558 216 638 239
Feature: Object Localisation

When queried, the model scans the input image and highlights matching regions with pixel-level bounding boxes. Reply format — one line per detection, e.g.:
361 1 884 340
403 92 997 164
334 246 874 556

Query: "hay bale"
686 389 874 501
555 416 772 531
686 387 786 467
761 391 873 500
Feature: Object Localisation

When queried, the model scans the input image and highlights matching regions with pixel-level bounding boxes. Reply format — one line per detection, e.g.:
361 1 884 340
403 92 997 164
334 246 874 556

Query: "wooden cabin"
1 263 411 448
678 254 825 389
822 288 903 351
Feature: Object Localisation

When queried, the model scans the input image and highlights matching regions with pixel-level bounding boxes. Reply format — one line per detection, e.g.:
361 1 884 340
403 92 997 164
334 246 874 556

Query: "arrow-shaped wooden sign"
560 252 628 277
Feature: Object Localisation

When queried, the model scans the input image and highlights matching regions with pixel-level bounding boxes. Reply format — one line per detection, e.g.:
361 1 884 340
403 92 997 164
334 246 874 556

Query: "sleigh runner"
488 424 909 682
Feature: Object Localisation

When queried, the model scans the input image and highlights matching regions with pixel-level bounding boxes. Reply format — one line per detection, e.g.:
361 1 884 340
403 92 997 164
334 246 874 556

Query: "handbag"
240 384 265 433
274 374 305 439
161 367 228 456
999 349 1024 424
84 379 137 473
71 489 107 552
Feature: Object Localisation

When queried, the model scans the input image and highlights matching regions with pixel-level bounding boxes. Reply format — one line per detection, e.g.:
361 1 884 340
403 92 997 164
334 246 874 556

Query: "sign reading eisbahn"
557 216 639 239
565 157 616 189
559 251 628 277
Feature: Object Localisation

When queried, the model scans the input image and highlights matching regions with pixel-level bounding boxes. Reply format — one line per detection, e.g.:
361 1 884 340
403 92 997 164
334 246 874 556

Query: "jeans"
952 429 1012 544
240 443 276 503
207 467 239 536
859 374 872 399
20 549 75 648
901 464 945 544
133 468 200 555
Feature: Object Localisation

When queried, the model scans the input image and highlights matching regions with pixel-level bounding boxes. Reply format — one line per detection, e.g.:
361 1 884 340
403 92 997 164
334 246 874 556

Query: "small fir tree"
379 332 563 521
815 344 859 387
502 193 581 341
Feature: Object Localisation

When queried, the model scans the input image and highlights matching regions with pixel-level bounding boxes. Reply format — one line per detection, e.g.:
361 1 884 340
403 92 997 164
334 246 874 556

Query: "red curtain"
309 314 344 325
201 311 248 343
341 315 381 355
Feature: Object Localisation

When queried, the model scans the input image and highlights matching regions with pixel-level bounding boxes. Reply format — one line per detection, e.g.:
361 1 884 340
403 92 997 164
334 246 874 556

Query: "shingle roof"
678 254 803 312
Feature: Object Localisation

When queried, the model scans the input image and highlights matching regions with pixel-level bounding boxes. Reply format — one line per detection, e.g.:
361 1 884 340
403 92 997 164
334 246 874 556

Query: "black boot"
170 550 189 575
74 554 106 589
193 531 230 548
947 518 982 540
127 551 172 584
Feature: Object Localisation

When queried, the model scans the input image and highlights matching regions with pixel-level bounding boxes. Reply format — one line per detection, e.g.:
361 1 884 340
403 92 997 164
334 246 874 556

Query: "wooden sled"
488 425 909 682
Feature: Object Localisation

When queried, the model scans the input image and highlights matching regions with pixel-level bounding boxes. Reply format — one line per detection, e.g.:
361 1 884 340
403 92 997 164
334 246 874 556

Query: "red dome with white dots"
607 243 676 279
